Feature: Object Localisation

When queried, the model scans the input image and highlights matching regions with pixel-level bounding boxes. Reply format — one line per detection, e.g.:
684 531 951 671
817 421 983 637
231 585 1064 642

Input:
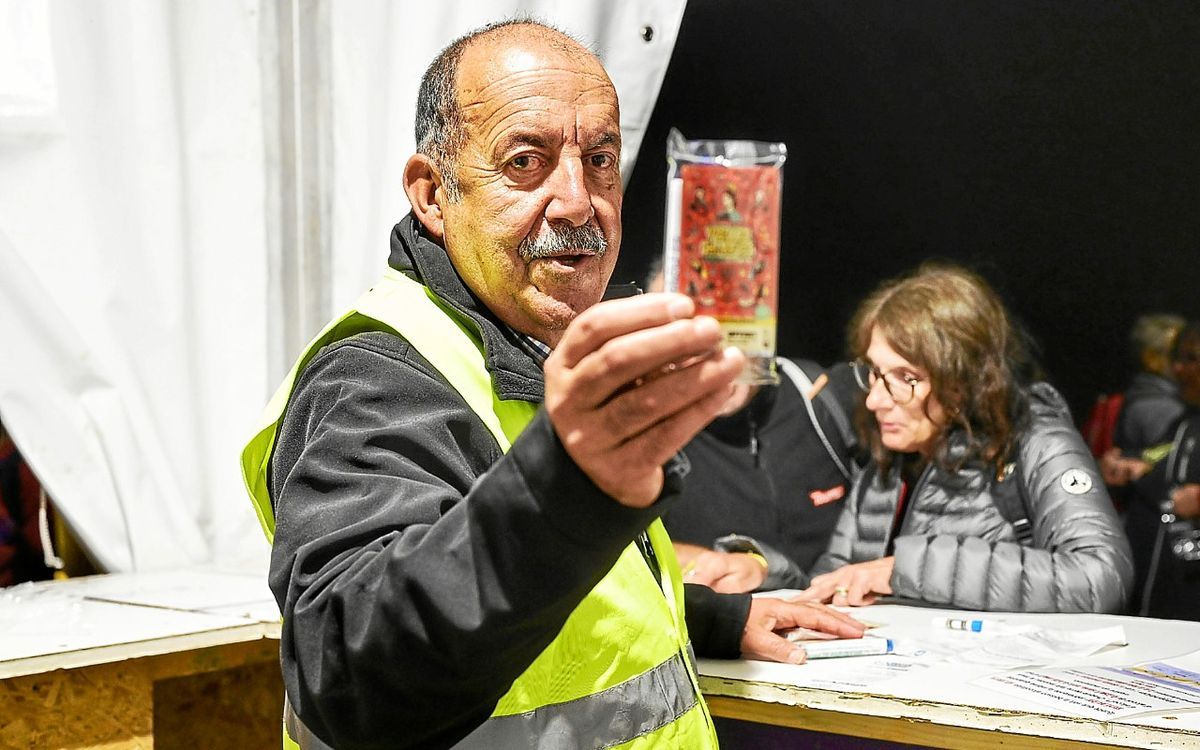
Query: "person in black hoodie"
665 362 862 592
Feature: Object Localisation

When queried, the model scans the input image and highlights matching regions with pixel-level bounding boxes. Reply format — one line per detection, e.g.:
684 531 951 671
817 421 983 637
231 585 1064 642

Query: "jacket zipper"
885 462 933 553
749 413 760 468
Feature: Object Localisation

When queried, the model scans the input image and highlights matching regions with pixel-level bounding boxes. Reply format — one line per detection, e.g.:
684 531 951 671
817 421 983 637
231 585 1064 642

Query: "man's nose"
544 156 593 227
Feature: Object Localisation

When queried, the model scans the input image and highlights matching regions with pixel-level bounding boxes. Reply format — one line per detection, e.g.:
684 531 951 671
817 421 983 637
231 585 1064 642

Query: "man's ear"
404 154 446 241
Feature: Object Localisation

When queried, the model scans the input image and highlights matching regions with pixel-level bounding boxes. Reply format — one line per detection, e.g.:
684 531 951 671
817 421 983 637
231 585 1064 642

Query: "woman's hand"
682 549 768 593
800 557 895 606
1099 448 1150 486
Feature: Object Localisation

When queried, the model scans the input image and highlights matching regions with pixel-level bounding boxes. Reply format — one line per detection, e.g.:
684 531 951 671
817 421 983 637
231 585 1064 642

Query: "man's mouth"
537 250 596 267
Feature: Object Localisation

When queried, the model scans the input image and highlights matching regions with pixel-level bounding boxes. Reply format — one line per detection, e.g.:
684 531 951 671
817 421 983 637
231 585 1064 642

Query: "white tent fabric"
0 0 682 574
0 0 271 572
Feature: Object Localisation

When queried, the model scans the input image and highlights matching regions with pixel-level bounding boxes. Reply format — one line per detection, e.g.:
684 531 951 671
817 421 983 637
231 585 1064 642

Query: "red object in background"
676 163 781 321
0 434 53 587
1082 392 1125 458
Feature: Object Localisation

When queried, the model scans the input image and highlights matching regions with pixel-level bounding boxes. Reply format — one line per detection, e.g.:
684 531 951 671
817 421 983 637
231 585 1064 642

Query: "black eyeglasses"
850 359 924 405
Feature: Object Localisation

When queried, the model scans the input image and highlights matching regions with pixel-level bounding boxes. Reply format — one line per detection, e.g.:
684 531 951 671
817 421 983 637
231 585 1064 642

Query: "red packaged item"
663 128 786 384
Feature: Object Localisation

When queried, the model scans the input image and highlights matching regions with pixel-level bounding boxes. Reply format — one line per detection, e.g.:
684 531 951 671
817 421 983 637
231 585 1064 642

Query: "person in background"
1115 314 1186 457
1105 314 1186 611
647 263 864 593
1099 314 1185 491
0 420 57 587
669 367 862 593
1127 320 1200 618
242 20 863 750
803 263 1133 613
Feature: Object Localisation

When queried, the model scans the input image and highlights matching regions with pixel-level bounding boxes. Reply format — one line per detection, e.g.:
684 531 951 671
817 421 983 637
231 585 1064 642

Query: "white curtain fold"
0 0 271 572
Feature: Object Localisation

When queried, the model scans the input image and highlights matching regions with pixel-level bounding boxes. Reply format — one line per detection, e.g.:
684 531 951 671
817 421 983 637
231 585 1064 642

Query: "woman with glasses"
803 263 1133 613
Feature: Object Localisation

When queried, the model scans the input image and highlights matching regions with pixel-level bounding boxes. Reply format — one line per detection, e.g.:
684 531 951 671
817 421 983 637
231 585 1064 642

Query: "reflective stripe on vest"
456 651 698 749
241 268 717 749
283 652 702 750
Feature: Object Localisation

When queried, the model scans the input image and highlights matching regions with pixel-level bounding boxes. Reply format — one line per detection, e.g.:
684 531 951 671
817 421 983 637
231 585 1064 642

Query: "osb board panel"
0 638 280 750
0 658 153 749
154 658 283 750
139 638 279 683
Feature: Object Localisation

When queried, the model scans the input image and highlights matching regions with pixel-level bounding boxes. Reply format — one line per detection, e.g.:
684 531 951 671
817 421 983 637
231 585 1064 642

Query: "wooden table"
0 568 283 750
699 604 1200 749
11 574 1200 749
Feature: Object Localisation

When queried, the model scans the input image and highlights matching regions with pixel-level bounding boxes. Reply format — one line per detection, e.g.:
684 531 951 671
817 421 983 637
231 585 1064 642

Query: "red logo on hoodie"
809 485 846 506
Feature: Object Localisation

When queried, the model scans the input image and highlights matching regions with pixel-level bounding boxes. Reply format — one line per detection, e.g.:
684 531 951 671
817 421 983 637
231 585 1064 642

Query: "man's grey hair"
1130 313 1185 371
414 17 592 202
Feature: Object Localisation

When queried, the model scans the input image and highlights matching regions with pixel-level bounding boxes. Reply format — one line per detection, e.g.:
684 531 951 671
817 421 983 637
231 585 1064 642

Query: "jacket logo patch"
810 485 846 506
1060 468 1093 495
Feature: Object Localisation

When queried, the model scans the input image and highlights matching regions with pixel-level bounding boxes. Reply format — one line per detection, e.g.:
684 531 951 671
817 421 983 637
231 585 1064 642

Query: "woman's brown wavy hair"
848 262 1031 477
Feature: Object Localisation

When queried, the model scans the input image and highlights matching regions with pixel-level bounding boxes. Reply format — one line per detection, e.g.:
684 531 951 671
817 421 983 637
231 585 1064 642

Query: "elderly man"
242 19 862 749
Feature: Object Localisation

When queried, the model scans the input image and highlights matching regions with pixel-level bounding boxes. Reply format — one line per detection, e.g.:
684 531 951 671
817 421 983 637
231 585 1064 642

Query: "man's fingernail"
788 648 806 665
667 296 693 319
689 316 719 338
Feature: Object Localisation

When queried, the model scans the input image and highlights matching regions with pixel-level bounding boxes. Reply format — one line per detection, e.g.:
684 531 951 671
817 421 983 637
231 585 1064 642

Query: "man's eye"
589 153 615 169
510 154 540 171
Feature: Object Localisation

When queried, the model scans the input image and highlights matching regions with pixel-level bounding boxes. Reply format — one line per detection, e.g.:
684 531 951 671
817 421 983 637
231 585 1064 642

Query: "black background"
616 1 1200 420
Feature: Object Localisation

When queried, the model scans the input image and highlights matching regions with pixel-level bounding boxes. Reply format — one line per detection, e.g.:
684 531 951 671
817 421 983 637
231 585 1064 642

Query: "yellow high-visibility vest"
241 267 718 749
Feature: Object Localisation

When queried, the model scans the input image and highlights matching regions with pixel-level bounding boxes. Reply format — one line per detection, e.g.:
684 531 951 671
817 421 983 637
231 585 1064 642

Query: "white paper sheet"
975 649 1200 719
54 569 275 613
946 625 1128 668
0 583 253 663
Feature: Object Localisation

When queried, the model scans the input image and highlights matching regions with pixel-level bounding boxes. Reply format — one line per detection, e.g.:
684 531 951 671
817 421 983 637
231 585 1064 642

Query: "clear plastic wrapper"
663 128 786 384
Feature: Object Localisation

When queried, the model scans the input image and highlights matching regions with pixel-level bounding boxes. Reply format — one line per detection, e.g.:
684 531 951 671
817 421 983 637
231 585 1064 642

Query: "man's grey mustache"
518 222 608 262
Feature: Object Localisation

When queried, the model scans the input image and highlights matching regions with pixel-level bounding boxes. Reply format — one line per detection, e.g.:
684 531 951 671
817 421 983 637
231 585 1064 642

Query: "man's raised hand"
544 293 745 508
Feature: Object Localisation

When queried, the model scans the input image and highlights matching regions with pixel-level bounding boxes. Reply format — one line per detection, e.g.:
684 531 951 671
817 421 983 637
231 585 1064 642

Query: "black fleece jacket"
267 214 749 750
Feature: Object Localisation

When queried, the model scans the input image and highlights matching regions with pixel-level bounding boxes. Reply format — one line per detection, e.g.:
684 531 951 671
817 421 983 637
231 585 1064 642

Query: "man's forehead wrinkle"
458 90 617 155
456 81 613 125
468 66 613 102
462 99 558 149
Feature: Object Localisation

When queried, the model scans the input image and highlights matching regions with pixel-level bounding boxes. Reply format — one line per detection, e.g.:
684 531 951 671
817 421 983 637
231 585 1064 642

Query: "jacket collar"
883 382 1059 487
704 385 778 445
387 214 545 402
1127 372 1180 401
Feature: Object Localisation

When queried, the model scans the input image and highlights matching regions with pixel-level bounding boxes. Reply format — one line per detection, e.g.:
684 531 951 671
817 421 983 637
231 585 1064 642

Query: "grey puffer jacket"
812 383 1133 613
